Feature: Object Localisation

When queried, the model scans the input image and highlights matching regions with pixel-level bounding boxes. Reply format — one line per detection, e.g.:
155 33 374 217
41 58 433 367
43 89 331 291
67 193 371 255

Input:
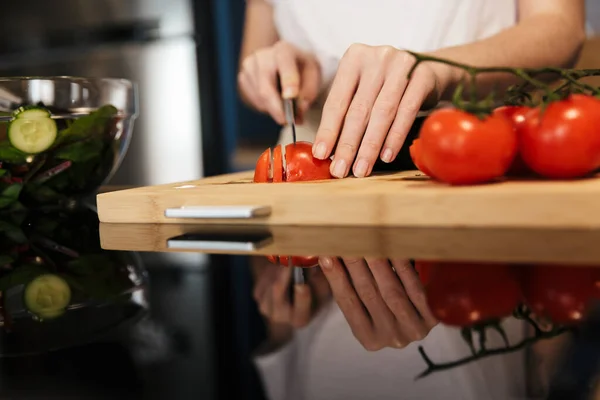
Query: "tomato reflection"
266 255 319 268
416 260 600 328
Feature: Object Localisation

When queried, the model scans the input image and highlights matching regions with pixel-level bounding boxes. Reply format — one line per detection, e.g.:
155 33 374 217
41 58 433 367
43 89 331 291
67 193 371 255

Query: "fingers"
274 42 301 99
353 59 411 176
309 267 332 304
366 258 428 343
270 267 293 323
298 59 321 118
380 65 436 163
318 256 374 346
312 45 438 179
312 46 361 161
391 259 438 329
292 284 312 328
238 41 322 126
238 69 265 113
255 51 286 125
253 263 278 304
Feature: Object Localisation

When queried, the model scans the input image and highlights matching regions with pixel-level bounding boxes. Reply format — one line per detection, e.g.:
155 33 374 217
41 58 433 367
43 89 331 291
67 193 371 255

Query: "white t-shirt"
254 300 529 400
267 0 518 144
266 0 596 145
266 0 518 90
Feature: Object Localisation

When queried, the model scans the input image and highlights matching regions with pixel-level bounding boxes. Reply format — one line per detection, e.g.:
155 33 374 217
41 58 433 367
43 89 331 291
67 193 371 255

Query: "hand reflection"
252 260 331 344
319 257 438 351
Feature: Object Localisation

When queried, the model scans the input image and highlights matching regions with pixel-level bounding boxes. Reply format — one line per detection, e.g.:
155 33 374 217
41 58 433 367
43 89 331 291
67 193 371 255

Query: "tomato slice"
266 255 319 268
272 144 284 182
285 142 332 182
253 148 272 183
254 141 333 183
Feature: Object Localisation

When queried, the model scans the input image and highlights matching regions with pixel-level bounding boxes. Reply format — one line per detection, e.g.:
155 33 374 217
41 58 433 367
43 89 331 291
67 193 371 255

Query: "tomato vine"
406 51 600 117
415 304 574 379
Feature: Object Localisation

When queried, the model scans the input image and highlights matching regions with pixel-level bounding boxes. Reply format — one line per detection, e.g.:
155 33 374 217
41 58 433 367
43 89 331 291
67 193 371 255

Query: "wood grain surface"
97 169 600 229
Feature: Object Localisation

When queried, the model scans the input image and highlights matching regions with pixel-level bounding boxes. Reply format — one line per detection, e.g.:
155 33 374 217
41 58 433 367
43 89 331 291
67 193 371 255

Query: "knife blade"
288 256 305 285
283 97 297 144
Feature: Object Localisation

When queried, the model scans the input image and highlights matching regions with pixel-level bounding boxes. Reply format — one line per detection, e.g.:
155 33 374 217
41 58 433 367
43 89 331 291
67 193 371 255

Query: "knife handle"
164 205 271 219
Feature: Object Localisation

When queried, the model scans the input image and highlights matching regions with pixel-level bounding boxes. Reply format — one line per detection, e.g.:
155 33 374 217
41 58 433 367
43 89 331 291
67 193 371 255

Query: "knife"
283 97 297 145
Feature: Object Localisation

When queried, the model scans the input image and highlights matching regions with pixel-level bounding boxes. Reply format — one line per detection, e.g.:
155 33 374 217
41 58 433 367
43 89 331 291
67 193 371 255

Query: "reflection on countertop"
1 199 600 399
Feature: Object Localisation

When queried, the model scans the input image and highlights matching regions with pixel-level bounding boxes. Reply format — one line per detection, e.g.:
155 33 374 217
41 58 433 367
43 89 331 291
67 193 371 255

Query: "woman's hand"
238 40 322 125
253 262 331 344
311 44 455 178
318 257 438 351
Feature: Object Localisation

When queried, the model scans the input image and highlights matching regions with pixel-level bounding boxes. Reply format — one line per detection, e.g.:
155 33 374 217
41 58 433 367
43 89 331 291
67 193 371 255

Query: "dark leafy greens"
0 206 141 323
0 104 121 207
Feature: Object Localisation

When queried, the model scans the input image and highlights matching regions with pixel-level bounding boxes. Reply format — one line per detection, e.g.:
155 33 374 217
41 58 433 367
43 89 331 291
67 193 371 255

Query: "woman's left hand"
311 44 454 178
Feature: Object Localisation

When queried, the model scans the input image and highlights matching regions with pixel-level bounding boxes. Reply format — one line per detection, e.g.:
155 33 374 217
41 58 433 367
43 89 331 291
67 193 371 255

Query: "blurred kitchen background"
0 0 597 399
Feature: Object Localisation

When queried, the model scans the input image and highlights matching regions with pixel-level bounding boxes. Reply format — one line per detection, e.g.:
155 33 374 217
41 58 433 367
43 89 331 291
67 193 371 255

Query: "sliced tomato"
272 144 284 182
253 141 332 183
425 262 522 327
266 255 319 268
285 142 332 182
253 148 271 183
521 264 598 325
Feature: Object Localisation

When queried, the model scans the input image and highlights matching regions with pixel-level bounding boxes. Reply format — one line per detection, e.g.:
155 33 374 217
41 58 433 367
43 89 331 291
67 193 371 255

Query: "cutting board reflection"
96 170 600 228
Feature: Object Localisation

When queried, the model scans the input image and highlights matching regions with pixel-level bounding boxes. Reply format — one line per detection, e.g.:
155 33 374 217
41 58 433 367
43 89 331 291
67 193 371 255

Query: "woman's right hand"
238 40 321 125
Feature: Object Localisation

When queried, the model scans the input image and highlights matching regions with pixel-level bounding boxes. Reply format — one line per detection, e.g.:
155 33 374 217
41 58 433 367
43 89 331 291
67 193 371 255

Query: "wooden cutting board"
99 223 600 265
96 170 600 228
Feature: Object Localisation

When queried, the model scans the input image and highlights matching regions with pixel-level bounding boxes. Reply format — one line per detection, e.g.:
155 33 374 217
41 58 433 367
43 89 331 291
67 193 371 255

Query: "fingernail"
331 159 348 178
313 142 327 159
381 148 394 163
319 257 333 270
294 285 308 295
282 87 296 98
354 159 369 177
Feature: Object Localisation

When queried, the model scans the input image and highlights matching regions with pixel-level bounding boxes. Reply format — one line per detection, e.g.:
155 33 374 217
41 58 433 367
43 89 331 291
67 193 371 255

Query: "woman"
238 0 587 179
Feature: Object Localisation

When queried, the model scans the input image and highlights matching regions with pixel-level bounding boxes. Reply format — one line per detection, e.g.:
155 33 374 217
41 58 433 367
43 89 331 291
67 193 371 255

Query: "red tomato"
419 109 517 185
266 255 319 268
409 139 435 177
273 144 284 182
254 148 271 182
253 141 332 183
414 260 436 286
425 262 522 327
519 94 600 179
493 105 533 176
521 264 598 325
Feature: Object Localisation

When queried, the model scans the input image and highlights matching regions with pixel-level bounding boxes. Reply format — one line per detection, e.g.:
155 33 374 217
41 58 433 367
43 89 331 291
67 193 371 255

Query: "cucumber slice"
24 274 71 320
13 106 51 120
8 111 57 154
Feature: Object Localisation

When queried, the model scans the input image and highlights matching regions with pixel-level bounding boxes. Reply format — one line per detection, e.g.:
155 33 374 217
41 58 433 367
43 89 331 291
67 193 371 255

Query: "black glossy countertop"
1 202 600 400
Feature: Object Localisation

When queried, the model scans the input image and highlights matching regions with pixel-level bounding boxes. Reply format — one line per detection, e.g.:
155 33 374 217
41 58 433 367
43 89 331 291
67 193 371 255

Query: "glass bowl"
0 76 138 207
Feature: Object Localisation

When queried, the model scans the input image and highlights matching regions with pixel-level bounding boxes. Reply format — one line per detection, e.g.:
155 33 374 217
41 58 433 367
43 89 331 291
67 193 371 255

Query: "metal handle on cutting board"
166 231 273 252
164 205 271 219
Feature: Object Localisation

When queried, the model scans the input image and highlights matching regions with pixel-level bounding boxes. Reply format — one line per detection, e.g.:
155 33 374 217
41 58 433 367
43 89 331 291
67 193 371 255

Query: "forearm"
239 0 279 72
432 12 587 99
